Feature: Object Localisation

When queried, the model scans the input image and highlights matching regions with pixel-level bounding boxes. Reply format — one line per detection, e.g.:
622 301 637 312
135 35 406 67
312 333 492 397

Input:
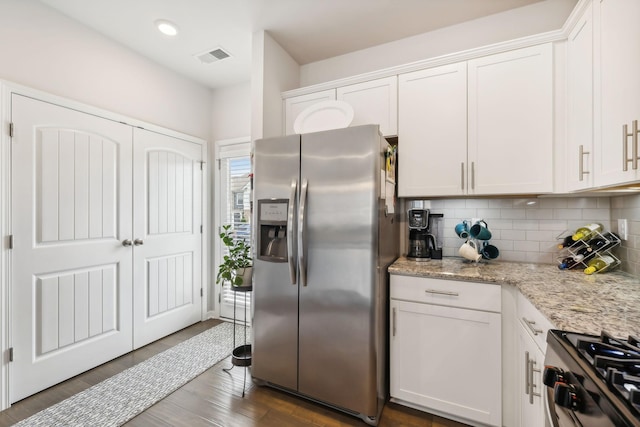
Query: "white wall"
0 0 212 140
300 0 577 86
211 83 251 142
251 30 299 140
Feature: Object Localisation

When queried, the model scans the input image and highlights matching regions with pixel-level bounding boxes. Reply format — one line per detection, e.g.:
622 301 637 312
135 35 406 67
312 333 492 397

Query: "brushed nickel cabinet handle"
392 307 397 337
122 239 132 247
525 351 531 396
471 162 475 190
523 317 544 336
529 354 541 404
425 289 459 297
623 123 633 171
461 162 465 191
133 239 144 246
633 120 639 170
579 145 590 181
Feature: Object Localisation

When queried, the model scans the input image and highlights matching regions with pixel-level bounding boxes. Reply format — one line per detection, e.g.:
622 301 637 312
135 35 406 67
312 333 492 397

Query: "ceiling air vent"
195 47 231 64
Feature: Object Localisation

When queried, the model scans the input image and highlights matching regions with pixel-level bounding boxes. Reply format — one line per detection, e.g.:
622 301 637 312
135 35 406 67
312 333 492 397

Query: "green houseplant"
216 224 252 287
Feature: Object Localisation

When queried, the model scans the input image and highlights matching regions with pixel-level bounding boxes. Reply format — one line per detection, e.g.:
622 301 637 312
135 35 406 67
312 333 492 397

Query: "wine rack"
556 231 621 273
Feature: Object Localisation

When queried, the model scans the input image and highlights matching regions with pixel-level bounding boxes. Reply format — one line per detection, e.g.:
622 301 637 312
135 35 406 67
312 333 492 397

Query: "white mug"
459 240 482 262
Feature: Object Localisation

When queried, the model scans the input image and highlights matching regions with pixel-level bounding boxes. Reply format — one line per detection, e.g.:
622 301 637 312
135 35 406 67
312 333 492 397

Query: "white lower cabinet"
517 321 546 427
390 275 502 427
515 292 555 427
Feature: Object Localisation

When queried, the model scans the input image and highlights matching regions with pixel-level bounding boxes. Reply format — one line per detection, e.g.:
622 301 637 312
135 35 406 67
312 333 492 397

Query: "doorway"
214 139 251 322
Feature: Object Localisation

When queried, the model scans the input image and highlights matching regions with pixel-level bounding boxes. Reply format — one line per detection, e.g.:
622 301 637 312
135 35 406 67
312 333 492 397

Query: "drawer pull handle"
523 317 544 336
525 351 541 404
392 307 397 337
425 289 459 297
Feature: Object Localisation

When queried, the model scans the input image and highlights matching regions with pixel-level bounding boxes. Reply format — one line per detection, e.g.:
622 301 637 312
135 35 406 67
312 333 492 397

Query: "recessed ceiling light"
155 19 178 37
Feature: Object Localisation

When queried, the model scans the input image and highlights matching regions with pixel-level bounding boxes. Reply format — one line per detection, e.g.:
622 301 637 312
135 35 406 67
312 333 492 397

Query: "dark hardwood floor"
0 320 469 427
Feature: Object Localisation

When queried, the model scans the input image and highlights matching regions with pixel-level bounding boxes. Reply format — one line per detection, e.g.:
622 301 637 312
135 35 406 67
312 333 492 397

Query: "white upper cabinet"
398 44 554 197
284 89 336 135
467 44 554 195
398 63 467 197
566 3 594 191
284 76 398 137
336 76 398 137
593 0 640 187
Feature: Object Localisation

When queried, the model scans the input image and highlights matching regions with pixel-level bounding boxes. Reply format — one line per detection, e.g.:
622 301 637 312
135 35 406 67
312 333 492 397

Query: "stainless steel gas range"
544 330 640 427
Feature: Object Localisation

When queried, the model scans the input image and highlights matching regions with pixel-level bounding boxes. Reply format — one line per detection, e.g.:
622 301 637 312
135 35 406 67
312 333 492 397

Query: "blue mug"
481 242 500 260
455 221 470 239
470 220 492 240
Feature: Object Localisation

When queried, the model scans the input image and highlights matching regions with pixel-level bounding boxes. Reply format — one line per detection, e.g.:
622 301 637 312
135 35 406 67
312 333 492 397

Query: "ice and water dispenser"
257 199 289 262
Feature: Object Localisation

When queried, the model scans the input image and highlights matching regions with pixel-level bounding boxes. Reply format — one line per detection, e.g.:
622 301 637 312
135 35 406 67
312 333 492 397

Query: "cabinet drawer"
517 292 555 353
390 275 501 313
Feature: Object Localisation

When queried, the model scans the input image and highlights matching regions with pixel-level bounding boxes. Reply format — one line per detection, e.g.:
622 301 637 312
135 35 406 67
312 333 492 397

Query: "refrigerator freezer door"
252 134 300 391
297 125 381 416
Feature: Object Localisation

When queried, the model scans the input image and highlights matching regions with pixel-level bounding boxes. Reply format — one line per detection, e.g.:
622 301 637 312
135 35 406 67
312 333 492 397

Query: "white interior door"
10 95 134 402
132 128 202 349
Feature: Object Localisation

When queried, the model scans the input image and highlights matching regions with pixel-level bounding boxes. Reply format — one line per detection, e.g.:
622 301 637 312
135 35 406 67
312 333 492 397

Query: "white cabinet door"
513 291 554 427
10 94 134 402
337 76 398 136
397 63 467 197
593 0 640 187
284 89 336 135
132 129 203 349
390 299 502 426
566 4 594 191
517 320 546 427
468 44 554 195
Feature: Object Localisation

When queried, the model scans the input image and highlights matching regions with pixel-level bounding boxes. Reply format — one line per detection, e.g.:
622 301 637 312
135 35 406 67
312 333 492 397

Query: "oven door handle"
545 386 561 427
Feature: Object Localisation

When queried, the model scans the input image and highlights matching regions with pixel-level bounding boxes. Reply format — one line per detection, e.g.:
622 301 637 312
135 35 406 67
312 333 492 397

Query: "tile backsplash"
611 194 640 276
402 195 640 276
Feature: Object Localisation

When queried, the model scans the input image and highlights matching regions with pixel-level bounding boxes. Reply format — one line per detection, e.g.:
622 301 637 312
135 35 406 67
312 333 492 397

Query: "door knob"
134 239 144 246
122 239 133 247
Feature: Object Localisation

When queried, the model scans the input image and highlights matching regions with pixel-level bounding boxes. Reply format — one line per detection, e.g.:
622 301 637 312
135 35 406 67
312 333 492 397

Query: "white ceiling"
39 0 544 90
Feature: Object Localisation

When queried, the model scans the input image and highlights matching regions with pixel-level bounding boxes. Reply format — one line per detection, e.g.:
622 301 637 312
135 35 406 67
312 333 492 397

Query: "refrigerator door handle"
298 179 308 286
287 179 297 285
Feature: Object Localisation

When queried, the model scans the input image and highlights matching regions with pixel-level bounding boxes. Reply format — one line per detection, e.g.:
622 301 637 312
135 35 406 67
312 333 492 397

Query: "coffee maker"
407 208 443 261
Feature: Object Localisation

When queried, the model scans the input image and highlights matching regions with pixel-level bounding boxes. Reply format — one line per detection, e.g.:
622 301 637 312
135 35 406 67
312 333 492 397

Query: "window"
233 191 244 210
215 140 252 322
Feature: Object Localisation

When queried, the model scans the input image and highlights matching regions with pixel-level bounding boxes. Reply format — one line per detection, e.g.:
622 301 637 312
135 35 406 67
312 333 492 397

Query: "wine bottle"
572 223 603 241
558 254 584 269
574 246 595 261
557 235 574 249
587 232 618 252
583 255 616 275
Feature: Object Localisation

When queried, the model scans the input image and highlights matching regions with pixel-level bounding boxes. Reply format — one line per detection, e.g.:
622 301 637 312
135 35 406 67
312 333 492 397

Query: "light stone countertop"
388 257 640 339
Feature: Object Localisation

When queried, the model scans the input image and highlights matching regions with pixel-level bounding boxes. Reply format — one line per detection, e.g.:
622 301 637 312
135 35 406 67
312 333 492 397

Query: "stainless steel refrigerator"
251 124 398 425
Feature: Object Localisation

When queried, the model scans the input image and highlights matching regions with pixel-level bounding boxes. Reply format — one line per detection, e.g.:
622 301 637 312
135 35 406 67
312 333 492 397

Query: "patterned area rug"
15 322 248 427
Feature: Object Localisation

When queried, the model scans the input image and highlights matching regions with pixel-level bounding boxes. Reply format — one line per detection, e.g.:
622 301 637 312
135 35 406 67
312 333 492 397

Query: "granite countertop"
389 257 640 338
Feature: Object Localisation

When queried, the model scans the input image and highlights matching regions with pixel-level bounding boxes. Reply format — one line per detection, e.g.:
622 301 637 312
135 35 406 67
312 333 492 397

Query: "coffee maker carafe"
407 208 442 261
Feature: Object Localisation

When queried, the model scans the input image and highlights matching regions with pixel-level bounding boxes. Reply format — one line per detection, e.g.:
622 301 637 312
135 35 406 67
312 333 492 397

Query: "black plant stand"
223 284 252 397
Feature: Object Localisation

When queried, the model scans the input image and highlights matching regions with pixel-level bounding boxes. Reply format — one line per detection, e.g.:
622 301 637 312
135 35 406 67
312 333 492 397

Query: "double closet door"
10 95 203 402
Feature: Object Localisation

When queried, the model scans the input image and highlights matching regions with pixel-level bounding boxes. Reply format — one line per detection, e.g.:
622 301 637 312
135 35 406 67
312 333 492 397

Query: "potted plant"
216 224 252 287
